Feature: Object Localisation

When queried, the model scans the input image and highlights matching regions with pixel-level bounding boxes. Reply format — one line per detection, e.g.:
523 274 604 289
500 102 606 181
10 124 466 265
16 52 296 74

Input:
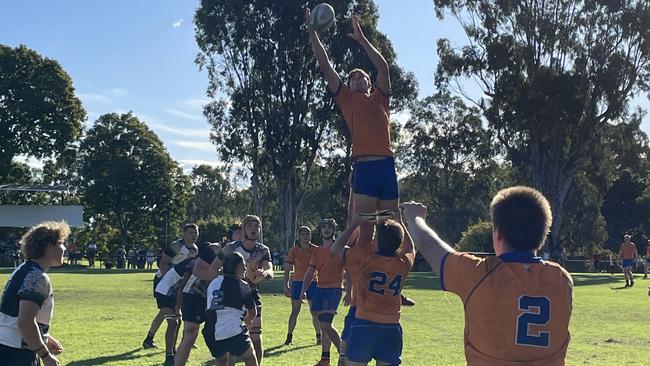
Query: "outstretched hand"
304 7 315 32
304 7 310 22
347 15 365 42
399 202 428 224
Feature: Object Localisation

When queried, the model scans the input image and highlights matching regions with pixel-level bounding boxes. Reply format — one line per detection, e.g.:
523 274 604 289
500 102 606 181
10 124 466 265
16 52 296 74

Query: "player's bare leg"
143 311 165 348
286 300 302 344
250 316 263 365
353 193 379 244
337 339 347 366
163 313 180 366
310 305 321 344
174 320 199 366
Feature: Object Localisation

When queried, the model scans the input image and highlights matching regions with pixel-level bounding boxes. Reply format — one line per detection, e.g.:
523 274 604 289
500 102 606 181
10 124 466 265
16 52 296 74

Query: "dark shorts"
0 344 37 366
153 274 162 297
252 289 262 317
155 292 176 310
352 157 399 200
310 287 342 313
291 280 317 301
182 293 206 323
203 331 252 359
646 258 650 263
623 259 635 268
347 318 403 364
341 306 357 341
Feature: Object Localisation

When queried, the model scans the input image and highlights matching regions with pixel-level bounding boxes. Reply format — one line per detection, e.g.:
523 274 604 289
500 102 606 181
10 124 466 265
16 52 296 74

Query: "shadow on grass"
571 274 622 287
264 343 315 358
610 285 629 290
66 348 147 366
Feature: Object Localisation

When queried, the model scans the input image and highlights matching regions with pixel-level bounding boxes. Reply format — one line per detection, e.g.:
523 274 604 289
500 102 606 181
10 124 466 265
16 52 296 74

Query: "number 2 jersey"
441 251 573 366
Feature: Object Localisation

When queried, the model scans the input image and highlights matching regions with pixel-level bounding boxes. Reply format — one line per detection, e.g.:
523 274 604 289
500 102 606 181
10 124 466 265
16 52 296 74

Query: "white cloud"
78 93 112 104
177 159 224 169
179 98 209 109
165 107 203 121
110 88 129 96
171 141 215 152
151 123 211 138
172 18 184 28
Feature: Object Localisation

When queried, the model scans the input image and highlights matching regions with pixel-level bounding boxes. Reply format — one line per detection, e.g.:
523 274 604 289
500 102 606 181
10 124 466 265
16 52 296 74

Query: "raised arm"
193 244 222 282
399 211 415 256
306 7 342 94
400 202 454 275
347 15 390 95
331 214 364 261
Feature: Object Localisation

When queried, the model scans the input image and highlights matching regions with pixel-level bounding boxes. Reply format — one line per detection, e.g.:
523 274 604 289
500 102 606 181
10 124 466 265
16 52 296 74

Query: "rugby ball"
308 3 335 32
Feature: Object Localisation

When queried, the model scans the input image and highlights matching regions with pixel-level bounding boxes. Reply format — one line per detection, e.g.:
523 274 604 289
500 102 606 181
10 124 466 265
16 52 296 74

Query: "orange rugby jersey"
619 243 637 259
345 244 415 324
334 85 393 159
286 244 318 280
345 236 375 307
442 251 573 366
309 246 345 289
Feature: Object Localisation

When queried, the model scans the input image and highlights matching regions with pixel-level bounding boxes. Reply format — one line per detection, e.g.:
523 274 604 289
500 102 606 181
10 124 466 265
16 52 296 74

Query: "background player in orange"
330 211 415 366
401 186 573 365
283 226 321 346
618 234 638 287
301 219 344 366
306 9 399 244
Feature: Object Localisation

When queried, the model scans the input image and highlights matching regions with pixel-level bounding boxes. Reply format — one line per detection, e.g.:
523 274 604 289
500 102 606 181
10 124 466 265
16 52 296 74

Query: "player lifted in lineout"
307 8 399 244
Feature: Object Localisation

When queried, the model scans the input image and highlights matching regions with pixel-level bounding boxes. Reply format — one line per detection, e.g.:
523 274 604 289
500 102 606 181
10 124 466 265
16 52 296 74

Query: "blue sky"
1 0 648 172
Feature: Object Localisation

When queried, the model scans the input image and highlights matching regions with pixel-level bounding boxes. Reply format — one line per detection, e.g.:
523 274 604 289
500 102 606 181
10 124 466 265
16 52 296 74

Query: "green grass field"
0 268 648 365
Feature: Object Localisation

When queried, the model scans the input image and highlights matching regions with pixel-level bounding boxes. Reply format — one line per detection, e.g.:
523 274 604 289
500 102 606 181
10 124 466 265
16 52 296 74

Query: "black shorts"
204 332 251 359
155 292 176 310
153 274 162 297
181 293 206 324
252 289 262 317
0 344 37 366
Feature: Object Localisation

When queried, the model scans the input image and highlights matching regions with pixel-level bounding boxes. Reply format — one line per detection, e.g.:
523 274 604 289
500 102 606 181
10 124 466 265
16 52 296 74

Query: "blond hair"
20 221 71 260
347 68 371 82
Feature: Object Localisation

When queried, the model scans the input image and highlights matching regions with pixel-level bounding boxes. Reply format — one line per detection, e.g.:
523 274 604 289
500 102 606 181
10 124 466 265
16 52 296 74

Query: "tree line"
1 0 649 259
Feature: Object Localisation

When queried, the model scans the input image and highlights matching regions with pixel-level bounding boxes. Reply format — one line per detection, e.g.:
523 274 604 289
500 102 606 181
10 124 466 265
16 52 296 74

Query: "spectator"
67 241 77 265
137 248 147 269
115 246 126 269
87 242 98 268
146 250 156 269
592 252 601 272
127 248 137 269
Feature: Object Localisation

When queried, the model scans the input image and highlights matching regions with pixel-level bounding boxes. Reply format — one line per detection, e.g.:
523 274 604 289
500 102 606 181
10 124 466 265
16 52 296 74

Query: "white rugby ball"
308 3 335 32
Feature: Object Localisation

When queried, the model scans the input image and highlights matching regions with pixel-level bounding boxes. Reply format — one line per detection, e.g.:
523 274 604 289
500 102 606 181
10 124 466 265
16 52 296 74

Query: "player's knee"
241 347 257 362
184 323 199 335
318 312 334 324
